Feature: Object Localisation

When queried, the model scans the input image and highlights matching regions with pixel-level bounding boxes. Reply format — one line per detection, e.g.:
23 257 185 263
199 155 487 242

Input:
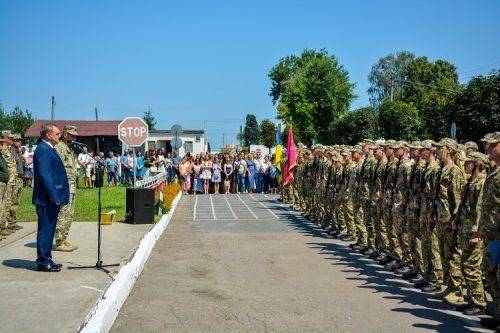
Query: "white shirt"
43 139 54 149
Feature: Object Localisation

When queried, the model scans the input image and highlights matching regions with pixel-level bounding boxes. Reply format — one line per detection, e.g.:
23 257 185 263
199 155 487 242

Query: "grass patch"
19 186 127 222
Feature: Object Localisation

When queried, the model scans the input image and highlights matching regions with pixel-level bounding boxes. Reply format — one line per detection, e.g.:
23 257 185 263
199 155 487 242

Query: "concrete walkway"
0 221 151 333
112 194 486 332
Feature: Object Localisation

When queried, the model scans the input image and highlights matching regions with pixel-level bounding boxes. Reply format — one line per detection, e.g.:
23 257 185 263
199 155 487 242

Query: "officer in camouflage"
0 135 10 241
54 125 79 252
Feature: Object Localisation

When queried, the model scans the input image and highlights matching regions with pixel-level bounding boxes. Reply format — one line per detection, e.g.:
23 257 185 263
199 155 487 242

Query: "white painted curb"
78 191 183 333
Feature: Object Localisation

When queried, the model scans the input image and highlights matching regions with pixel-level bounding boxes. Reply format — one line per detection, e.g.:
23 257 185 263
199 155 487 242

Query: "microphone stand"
67 141 120 274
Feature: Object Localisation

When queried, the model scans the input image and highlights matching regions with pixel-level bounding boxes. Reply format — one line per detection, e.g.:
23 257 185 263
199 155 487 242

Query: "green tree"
330 107 378 145
143 108 156 130
243 114 260 146
368 51 415 107
378 100 422 140
269 49 355 145
450 70 500 142
259 119 276 149
0 104 35 137
280 123 299 147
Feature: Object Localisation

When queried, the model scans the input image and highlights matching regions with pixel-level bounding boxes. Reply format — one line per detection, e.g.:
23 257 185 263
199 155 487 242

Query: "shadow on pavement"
263 198 475 333
2 259 38 271
24 242 37 248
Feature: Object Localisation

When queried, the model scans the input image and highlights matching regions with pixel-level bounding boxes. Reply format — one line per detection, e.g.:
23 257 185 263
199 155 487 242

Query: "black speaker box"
125 188 155 224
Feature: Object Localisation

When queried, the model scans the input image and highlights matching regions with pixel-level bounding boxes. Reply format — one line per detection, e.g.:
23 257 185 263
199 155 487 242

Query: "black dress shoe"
363 249 374 256
464 307 485 316
480 317 500 328
352 244 363 251
414 280 429 289
378 256 391 265
410 274 425 283
455 303 472 311
422 283 440 292
37 263 61 272
50 261 63 269
341 236 353 242
402 270 417 280
385 260 400 270
359 246 369 253
10 224 23 230
373 254 386 261
395 266 411 275
349 242 358 249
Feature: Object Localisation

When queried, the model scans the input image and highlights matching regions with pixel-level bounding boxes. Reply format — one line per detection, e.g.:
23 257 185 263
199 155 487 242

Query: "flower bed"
157 182 181 214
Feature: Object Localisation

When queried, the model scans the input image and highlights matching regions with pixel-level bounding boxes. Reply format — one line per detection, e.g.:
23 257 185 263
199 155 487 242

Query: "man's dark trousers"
36 204 60 264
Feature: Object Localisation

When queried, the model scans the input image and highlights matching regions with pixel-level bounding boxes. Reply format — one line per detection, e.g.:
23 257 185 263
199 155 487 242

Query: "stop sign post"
118 117 149 187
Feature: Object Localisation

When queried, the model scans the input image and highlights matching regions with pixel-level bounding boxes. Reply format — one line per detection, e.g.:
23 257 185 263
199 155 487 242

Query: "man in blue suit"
33 124 70 272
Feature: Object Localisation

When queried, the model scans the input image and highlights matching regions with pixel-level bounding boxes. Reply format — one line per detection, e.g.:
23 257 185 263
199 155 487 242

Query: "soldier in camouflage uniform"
432 138 465 299
351 145 368 250
382 140 404 269
478 132 500 329
453 151 490 315
339 148 356 241
7 133 25 231
414 140 443 291
0 131 19 235
358 141 377 255
390 141 414 273
54 125 79 252
0 136 10 240
372 141 390 261
403 142 427 281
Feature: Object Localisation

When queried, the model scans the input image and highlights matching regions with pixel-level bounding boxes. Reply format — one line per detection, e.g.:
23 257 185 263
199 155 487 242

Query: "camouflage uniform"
0 146 9 236
341 158 357 238
372 157 388 254
392 150 413 267
0 132 18 230
420 159 443 285
7 139 24 229
55 132 78 247
359 152 377 250
458 155 487 309
383 155 402 261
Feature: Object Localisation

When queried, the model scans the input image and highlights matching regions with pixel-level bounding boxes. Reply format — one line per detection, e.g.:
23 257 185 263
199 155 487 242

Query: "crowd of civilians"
21 144 282 194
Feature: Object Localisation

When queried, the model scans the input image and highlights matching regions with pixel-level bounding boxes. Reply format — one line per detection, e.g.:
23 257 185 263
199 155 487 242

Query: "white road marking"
193 195 198 221
223 194 238 220
249 193 279 219
236 194 259 220
81 285 104 293
209 194 217 220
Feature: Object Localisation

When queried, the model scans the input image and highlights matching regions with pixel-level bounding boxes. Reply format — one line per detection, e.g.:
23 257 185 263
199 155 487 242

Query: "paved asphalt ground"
112 194 487 332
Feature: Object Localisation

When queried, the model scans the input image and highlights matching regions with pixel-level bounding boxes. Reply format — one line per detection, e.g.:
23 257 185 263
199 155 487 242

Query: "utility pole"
95 107 99 121
222 133 225 150
51 96 56 120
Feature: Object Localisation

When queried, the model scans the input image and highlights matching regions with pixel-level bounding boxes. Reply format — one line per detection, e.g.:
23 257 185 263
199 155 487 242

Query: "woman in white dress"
200 155 213 194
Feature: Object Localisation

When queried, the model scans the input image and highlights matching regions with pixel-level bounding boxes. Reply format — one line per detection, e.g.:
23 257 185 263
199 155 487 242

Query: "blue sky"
1 0 499 149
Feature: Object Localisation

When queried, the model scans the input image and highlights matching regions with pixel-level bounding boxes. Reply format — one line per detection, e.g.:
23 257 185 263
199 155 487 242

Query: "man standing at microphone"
33 124 69 272
54 125 79 252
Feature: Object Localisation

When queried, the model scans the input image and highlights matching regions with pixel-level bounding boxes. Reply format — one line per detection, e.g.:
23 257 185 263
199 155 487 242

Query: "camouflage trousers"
2 177 23 228
438 224 463 293
343 198 356 237
406 211 424 271
55 192 76 246
363 200 376 250
422 223 443 284
378 204 391 255
334 199 346 236
386 208 403 261
373 203 389 254
459 237 486 308
484 250 500 320
0 181 7 229
354 201 368 247
393 211 410 264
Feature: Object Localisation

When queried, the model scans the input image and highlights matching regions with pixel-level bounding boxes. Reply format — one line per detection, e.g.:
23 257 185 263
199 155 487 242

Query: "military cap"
340 149 350 156
63 125 79 136
480 132 500 144
390 141 408 149
420 140 435 149
465 151 489 165
1 130 13 139
464 141 478 150
381 139 397 147
12 133 22 140
409 141 423 149
457 143 466 151
361 139 375 146
349 145 361 152
434 138 458 151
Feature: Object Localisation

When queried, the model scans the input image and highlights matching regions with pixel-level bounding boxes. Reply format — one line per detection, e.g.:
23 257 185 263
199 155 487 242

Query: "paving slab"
0 221 151 333
112 194 487 332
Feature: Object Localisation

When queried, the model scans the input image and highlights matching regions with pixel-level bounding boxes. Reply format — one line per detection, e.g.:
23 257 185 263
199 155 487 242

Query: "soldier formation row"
283 133 500 329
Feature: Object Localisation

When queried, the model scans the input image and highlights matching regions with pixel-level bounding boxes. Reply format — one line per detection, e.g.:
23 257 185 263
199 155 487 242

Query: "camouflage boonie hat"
420 140 435 149
349 145 361 152
464 141 478 150
465 151 489 165
390 141 408 149
434 138 458 151
480 132 500 144
381 139 397 147
409 141 423 149
63 125 78 136
1 130 13 139
12 133 22 140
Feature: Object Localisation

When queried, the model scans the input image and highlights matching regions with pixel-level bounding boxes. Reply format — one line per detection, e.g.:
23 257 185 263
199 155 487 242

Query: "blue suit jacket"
32 140 70 207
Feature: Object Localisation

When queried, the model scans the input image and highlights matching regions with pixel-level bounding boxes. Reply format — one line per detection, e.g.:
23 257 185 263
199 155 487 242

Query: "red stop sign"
118 117 149 147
